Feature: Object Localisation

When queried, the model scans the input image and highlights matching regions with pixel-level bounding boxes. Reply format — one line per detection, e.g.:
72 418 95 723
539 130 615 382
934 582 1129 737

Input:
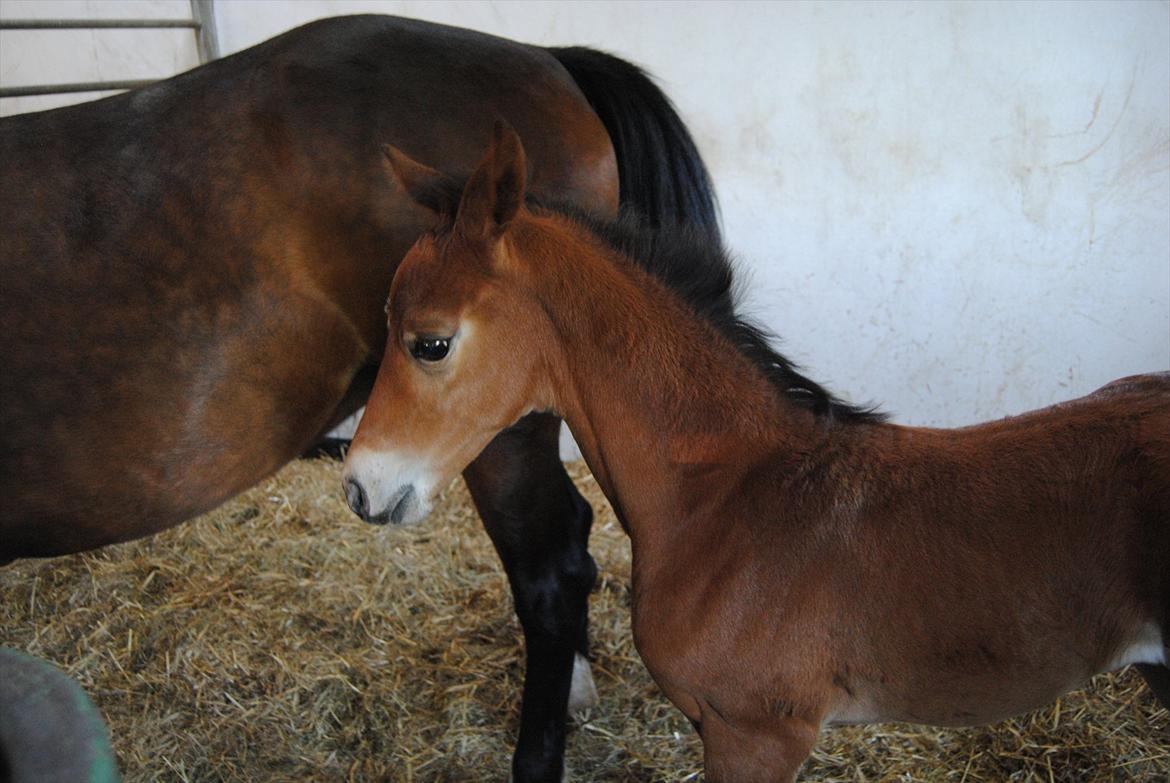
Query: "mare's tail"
547 46 721 240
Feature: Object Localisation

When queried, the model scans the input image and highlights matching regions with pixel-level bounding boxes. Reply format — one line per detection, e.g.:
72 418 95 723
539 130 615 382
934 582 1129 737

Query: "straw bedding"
1 458 1166 782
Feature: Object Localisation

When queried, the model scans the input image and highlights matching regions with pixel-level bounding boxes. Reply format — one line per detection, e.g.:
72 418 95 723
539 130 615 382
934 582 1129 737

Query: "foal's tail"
547 47 721 240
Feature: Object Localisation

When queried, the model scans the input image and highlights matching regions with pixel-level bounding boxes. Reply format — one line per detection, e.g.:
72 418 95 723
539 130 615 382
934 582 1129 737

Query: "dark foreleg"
299 364 380 460
463 413 597 783
1135 663 1170 708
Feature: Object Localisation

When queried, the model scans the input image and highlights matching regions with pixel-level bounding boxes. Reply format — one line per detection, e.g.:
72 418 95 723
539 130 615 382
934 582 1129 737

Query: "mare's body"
345 128 1170 782
0 16 718 781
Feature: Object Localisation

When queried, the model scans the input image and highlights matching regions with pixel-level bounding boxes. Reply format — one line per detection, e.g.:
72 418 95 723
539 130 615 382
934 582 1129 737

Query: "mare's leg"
463 412 598 783
699 709 819 783
1135 663 1170 707
299 364 380 459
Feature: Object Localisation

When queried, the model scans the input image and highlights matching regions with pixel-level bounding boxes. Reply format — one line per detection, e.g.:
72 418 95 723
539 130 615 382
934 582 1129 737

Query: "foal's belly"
830 673 1079 728
828 621 1166 728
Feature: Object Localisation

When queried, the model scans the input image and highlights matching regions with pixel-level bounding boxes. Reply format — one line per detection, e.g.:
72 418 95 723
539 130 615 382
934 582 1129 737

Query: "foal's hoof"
568 653 599 715
0 648 120 783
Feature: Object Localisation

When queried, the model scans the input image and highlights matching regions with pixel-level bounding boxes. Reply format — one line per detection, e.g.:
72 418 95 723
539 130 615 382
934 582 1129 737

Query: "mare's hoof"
508 764 571 783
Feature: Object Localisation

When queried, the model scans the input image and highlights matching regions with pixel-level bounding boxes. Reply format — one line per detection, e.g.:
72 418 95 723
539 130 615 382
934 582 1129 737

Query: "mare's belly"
0 295 369 557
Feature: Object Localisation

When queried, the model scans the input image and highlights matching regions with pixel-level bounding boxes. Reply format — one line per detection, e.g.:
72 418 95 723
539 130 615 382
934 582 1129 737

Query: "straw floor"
1 458 1166 782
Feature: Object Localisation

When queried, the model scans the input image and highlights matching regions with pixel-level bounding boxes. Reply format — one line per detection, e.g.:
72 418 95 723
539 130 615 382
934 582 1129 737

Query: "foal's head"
343 127 557 525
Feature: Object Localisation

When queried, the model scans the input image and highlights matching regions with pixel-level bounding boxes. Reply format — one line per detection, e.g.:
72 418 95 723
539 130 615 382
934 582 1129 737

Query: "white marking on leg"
1107 622 1166 670
568 653 599 714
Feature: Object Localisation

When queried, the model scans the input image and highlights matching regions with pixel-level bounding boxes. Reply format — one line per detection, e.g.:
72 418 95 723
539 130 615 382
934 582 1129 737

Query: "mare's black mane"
555 205 885 424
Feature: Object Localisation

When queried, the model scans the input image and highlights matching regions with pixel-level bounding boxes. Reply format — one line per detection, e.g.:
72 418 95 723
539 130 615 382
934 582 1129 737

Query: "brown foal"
343 127 1170 782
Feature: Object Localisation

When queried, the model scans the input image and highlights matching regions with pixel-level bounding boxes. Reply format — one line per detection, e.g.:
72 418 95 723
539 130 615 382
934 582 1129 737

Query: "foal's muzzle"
342 448 434 526
343 476 422 525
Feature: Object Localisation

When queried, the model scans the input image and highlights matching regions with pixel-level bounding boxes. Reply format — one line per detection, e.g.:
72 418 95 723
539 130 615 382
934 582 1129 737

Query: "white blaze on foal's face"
342 123 549 526
341 235 552 526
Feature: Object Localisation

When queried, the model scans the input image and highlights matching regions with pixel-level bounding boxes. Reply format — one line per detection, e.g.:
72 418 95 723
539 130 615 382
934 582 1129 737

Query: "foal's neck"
518 215 821 548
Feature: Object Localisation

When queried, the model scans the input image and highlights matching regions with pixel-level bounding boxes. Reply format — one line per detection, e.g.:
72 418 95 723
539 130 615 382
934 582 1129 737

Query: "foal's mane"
553 204 885 424
416 174 883 424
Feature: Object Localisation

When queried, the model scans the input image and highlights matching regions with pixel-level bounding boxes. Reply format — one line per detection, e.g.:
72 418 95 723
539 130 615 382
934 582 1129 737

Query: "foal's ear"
382 144 461 218
455 122 528 240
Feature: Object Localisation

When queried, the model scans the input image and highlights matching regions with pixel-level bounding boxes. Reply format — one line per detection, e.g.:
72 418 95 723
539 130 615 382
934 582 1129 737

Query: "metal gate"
0 0 217 102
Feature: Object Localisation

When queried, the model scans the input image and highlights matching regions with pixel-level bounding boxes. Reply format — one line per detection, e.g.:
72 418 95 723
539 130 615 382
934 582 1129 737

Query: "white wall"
217 0 1170 426
5 1 1168 427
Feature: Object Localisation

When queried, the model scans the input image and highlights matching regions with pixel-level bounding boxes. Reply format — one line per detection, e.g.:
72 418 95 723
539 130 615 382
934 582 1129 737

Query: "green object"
0 648 120 783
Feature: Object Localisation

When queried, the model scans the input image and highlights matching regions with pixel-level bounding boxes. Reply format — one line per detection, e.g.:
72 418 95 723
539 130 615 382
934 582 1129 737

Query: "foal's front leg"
699 706 820 783
463 412 598 783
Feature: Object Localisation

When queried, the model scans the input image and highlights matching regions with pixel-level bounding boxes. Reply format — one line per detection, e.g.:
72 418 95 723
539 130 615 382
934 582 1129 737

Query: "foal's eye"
410 336 451 363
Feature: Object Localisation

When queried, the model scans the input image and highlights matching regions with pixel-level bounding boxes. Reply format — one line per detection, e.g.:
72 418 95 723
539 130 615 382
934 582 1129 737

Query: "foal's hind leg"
463 412 598 783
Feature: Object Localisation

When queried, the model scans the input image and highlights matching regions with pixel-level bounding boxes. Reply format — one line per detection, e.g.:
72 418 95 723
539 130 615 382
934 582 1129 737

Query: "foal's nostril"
344 478 369 520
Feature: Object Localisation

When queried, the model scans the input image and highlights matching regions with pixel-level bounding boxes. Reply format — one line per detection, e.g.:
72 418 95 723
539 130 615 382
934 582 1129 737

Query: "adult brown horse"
0 15 718 781
343 127 1170 782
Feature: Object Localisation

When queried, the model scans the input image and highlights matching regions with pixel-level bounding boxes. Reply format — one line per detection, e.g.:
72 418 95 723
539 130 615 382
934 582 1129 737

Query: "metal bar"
0 4 218 101
0 80 156 98
190 0 219 62
0 19 199 30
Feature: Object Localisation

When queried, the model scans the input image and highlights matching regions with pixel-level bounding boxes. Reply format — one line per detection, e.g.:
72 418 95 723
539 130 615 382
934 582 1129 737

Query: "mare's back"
0 15 588 296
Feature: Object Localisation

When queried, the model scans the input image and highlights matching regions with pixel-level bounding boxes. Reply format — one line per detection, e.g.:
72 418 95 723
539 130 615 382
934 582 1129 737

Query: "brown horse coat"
0 16 616 556
1 17 722 782
346 127 1169 782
